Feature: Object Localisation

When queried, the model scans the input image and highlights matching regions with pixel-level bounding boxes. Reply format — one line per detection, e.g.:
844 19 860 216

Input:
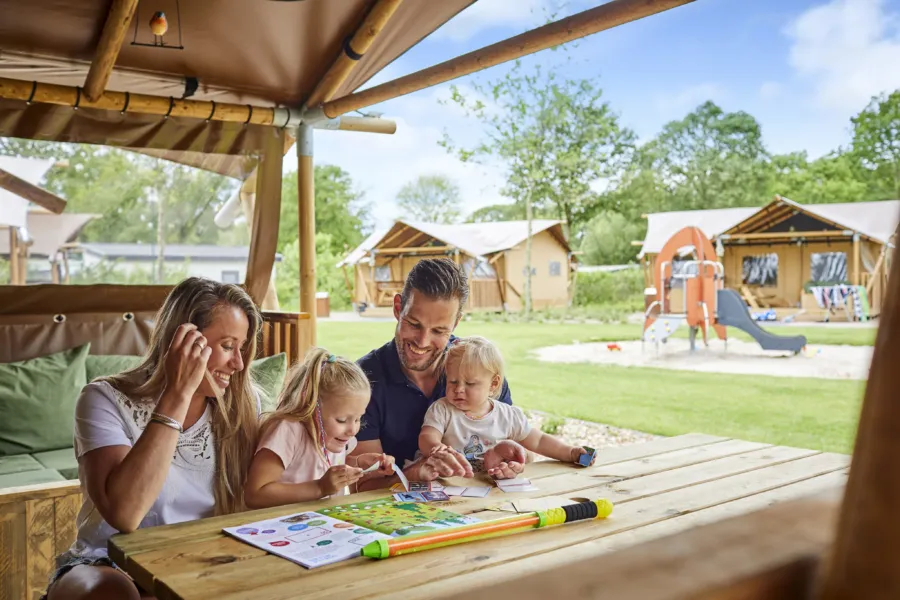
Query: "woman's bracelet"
149 411 183 433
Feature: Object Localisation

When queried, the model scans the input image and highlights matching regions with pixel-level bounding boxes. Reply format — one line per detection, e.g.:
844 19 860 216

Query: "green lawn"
319 320 868 454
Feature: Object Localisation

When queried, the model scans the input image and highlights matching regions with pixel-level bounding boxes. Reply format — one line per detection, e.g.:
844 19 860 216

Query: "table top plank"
372 456 850 600
144 448 846 600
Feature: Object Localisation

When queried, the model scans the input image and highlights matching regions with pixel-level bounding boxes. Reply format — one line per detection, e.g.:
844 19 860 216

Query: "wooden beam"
852 234 861 287
720 231 854 241
330 116 397 134
374 245 452 255
0 168 67 214
0 77 278 126
8 227 19 285
380 224 411 249
304 0 404 108
298 125 317 345
321 0 695 118
0 284 173 314
243 131 284 305
866 247 886 296
83 0 139 101
819 224 900 597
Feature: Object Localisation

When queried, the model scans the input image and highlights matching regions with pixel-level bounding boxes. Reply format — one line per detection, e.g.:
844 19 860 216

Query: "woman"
45 278 262 600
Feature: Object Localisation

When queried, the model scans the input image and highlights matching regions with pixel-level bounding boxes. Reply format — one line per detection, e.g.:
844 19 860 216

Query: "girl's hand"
357 453 396 477
163 324 211 403
570 446 595 466
319 464 363 496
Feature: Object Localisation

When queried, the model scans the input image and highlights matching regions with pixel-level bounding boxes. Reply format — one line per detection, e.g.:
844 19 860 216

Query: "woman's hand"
163 324 212 404
319 464 363 496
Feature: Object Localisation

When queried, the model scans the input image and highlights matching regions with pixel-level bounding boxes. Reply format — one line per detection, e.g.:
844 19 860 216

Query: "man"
352 258 526 487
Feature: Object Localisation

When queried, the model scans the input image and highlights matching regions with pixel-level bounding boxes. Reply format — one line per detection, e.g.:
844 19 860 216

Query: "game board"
318 497 479 537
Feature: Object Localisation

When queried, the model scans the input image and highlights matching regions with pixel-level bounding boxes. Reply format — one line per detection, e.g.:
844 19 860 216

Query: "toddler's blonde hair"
445 336 505 399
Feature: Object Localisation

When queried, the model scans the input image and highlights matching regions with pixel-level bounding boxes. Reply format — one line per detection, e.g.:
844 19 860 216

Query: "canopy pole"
320 0 695 118
0 168 67 214
298 124 317 347
83 0 139 101
304 0 404 108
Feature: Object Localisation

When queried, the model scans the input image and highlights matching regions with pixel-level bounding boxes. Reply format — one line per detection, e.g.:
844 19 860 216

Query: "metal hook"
164 96 174 119
73 87 82 110
121 91 130 115
206 100 216 123
244 104 253 126
26 81 37 105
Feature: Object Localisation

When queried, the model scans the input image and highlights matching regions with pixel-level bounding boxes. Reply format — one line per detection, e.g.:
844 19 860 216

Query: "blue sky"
311 0 900 231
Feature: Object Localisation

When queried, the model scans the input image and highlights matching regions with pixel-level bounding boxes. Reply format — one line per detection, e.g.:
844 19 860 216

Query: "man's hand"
407 446 473 481
484 440 527 480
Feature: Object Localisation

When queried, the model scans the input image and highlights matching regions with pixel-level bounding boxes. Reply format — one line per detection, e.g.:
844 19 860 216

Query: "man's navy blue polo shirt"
356 339 513 467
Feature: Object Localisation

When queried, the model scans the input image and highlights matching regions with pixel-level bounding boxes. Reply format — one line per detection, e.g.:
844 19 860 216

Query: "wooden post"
83 0 139 101
304 0 404 108
818 229 900 598
298 124 317 346
7 227 18 285
321 0 695 118
852 233 860 287
244 130 284 305
0 168 67 214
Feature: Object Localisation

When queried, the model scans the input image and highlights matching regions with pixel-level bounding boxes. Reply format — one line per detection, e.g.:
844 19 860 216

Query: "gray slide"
716 289 807 354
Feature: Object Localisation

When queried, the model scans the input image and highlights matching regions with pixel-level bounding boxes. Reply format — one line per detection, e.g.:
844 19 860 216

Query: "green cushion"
0 468 66 489
85 354 142 382
82 351 287 413
251 353 288 413
0 454 44 476
0 344 90 456
32 448 79 480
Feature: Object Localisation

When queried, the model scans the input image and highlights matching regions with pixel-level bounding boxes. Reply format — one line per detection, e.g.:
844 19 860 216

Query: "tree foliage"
851 90 900 200
396 175 462 224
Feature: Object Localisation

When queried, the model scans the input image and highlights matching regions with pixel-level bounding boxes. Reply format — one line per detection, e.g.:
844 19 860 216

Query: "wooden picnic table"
108 433 849 600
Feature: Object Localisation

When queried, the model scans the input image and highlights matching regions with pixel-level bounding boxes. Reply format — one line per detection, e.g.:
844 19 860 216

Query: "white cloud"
655 83 727 117
431 0 551 42
759 81 783 100
786 0 900 111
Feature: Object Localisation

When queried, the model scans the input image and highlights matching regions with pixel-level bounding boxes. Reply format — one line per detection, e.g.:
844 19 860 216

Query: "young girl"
419 336 594 477
245 348 395 509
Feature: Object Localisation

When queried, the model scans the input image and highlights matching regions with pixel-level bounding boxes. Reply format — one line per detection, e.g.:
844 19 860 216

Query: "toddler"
419 336 594 477
245 348 395 508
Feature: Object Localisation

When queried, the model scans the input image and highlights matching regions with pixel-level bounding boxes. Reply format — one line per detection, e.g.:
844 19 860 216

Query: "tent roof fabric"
0 1 474 107
339 219 569 267
639 199 900 257
0 210 96 257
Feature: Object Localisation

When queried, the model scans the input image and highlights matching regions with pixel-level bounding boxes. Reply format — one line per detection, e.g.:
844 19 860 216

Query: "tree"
645 101 769 211
466 203 525 223
851 90 900 200
278 165 370 257
275 232 352 311
443 61 635 315
580 211 646 265
767 151 868 204
396 175 462 224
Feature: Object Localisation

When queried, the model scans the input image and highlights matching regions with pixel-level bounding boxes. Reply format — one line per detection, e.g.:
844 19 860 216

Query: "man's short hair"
400 258 469 316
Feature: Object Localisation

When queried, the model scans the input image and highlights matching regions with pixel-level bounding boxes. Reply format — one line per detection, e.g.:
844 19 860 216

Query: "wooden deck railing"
260 310 313 367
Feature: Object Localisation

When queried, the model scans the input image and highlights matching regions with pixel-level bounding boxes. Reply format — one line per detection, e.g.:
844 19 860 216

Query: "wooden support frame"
321 0 695 118
380 224 411 249
243 130 284 305
304 0 404 108
719 231 857 242
0 167 67 214
372 245 452 255
83 0 139 101
852 234 861 287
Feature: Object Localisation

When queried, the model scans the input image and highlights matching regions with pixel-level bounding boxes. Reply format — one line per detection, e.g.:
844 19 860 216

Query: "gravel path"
524 409 662 457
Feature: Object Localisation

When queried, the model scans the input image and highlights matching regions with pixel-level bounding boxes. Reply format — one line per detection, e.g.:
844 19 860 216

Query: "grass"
319 319 867 455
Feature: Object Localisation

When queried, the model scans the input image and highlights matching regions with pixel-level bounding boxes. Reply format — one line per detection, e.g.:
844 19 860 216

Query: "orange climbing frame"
644 226 727 345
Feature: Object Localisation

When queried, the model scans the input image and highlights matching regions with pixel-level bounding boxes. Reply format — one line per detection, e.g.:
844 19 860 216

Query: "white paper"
360 461 380 474
460 487 492 498
443 486 466 496
223 511 389 569
496 478 539 493
393 463 410 491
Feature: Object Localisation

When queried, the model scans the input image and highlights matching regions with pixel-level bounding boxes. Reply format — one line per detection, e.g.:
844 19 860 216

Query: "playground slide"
716 289 807 353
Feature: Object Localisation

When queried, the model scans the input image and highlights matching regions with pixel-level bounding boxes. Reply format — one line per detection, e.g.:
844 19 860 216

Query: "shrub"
573 268 644 308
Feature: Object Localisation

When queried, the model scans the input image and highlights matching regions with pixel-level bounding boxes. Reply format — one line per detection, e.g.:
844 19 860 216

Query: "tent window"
549 261 561 277
463 258 496 280
810 252 848 284
374 265 392 282
742 253 778 286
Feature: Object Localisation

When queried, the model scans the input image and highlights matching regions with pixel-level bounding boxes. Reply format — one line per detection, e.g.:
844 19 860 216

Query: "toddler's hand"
319 464 363 496
571 446 595 466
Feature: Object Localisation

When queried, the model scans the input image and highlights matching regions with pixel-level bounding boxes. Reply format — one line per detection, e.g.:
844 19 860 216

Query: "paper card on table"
511 496 578 514
360 461 380 474
394 492 427 503
443 486 466 497
461 487 491 498
496 478 539 493
422 491 450 502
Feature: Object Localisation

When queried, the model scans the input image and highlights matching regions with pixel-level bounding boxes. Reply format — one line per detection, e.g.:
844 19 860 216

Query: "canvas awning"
0 208 96 258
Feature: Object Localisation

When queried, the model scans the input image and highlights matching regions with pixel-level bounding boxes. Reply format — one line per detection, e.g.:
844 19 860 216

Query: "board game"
223 510 389 569
318 497 479 537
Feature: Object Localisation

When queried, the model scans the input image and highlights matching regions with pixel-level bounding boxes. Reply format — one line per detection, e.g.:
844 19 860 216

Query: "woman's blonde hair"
261 347 370 461
105 277 262 515
445 336 505 399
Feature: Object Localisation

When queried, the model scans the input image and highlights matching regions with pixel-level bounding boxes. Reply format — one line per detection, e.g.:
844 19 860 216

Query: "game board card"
422 491 450 502
443 486 465 496
393 463 410 491
393 492 427 503
496 478 539 493
461 487 491 498
578 446 597 467
409 482 430 492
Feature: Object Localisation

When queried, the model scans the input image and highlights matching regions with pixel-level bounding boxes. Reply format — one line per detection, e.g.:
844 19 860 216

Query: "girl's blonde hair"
105 277 262 516
445 336 505 399
261 347 370 460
